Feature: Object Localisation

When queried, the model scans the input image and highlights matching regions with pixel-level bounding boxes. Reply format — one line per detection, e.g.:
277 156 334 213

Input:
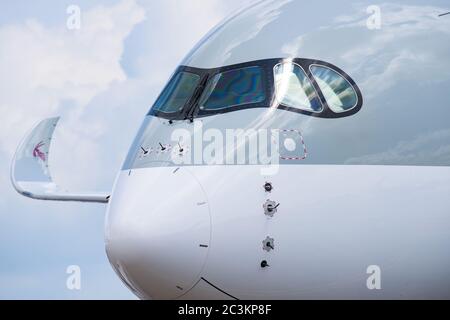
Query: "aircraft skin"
11 0 450 299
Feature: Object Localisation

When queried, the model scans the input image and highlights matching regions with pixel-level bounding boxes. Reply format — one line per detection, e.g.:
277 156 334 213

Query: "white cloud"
0 0 248 191
0 0 145 154
336 3 450 99
0 0 248 300
279 2 450 103
0 0 146 193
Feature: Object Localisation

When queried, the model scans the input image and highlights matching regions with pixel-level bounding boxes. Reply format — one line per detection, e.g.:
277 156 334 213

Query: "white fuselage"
9 0 450 301
105 164 450 299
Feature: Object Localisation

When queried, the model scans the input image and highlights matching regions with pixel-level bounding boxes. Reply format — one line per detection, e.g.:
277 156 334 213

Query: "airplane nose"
104 167 211 299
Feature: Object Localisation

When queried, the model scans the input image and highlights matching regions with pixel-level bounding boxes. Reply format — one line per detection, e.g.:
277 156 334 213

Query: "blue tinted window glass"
152 72 200 113
200 66 265 110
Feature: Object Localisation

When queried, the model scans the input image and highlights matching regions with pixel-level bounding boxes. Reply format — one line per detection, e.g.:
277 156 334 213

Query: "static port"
264 182 273 192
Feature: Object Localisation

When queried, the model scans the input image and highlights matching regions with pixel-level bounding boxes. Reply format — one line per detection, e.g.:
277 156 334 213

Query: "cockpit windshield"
148 58 362 119
199 66 266 111
152 71 200 114
309 65 358 113
274 63 322 113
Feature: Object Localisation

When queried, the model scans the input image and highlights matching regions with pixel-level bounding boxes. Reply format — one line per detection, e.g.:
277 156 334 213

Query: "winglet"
11 117 110 203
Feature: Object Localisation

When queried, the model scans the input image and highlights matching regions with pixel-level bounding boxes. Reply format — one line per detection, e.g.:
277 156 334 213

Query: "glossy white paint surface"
10 0 450 300
105 167 211 299
106 165 450 299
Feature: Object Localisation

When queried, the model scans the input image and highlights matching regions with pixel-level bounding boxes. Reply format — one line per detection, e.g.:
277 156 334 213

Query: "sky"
0 0 249 299
1 0 448 300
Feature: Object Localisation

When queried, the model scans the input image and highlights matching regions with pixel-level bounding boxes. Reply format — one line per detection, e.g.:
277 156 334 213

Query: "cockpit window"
199 66 265 110
147 58 362 119
310 65 358 113
152 71 200 114
274 63 322 112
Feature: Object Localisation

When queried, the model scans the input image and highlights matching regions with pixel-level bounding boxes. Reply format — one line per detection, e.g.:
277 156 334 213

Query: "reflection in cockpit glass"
310 65 358 113
199 66 265 110
152 71 200 114
274 63 322 113
148 58 362 119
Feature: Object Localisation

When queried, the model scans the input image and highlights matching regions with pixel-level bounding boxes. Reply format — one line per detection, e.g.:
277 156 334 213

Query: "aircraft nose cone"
105 167 211 299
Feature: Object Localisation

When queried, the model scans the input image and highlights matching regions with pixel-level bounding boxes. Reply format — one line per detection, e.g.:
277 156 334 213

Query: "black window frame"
147 58 363 120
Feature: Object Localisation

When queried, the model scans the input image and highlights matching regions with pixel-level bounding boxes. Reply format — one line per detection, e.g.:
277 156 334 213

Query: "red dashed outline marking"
271 129 308 161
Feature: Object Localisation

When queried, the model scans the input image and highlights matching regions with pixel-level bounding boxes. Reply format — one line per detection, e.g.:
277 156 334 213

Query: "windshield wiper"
184 74 209 122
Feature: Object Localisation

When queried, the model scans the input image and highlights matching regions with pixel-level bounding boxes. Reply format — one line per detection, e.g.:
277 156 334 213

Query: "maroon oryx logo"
33 141 46 162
